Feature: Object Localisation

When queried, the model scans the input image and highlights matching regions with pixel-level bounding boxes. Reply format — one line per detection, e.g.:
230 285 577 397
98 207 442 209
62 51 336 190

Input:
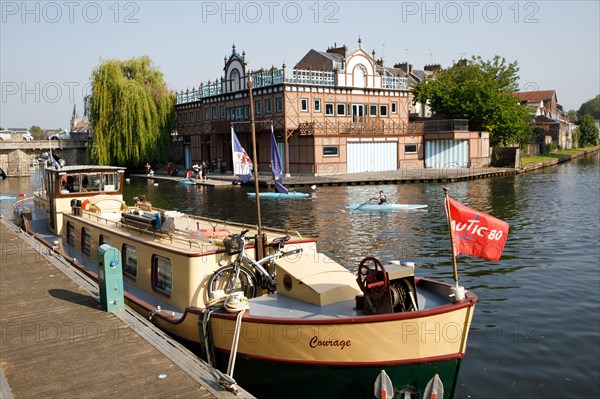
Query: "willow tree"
85 56 175 166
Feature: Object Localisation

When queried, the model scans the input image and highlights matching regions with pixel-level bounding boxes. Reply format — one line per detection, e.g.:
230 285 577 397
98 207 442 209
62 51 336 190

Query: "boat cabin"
40 165 126 234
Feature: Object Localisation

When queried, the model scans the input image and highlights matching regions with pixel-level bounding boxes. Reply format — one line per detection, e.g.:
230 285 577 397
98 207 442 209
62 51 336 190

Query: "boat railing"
78 206 304 253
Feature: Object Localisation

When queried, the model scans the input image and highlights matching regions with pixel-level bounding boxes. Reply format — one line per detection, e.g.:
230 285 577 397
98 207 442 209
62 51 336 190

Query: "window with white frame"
265 98 271 113
380 105 388 117
314 99 321 112
323 146 339 156
301 98 309 112
337 103 346 116
369 105 378 116
391 102 397 114
325 103 334 116
405 144 417 154
276 98 282 112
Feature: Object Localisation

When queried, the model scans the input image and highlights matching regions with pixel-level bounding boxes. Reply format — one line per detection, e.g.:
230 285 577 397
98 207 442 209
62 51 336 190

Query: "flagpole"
247 71 265 258
443 187 459 283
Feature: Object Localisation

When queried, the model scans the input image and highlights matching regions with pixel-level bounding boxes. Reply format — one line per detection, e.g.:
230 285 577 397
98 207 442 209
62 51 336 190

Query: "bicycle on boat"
208 229 303 299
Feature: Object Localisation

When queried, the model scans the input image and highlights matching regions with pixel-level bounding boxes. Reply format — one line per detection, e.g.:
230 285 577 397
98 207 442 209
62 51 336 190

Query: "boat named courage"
309 336 352 350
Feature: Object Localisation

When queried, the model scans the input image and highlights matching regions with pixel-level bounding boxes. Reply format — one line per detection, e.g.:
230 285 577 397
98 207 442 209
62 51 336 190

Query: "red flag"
446 196 509 261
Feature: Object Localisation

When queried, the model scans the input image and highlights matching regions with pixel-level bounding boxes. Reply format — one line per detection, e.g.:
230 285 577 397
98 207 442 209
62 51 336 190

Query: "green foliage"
577 95 600 120
577 114 600 147
85 56 176 166
29 125 45 140
412 55 531 146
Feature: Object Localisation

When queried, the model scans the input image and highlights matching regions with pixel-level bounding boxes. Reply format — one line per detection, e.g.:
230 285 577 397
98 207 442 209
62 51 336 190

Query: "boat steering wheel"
357 257 389 299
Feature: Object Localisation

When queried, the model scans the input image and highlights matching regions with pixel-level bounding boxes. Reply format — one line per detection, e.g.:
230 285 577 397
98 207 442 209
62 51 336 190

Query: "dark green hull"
215 353 464 399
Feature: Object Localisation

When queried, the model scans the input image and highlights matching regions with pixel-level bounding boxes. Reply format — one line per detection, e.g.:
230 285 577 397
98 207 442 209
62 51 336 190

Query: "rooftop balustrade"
176 68 408 105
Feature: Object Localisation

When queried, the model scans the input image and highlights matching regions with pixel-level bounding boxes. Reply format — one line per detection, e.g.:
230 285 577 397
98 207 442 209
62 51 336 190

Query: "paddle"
354 198 372 211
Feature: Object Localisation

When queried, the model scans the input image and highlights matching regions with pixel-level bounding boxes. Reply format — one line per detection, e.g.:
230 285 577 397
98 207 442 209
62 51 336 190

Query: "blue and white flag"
270 125 288 194
231 127 252 183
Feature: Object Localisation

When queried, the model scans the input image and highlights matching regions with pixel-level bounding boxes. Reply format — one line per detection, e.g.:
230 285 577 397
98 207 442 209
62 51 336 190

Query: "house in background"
175 40 490 175
514 90 575 149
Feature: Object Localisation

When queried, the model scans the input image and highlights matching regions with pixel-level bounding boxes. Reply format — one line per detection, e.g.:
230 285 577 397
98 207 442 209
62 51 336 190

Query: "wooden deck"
0 219 254 399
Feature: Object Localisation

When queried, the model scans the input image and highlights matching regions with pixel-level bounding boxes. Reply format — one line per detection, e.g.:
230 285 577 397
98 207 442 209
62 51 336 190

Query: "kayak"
345 203 428 210
247 192 310 199
178 179 200 185
0 195 16 201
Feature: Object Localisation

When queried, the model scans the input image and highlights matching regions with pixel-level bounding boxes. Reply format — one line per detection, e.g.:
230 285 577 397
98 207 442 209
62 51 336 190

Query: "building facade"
175 41 489 175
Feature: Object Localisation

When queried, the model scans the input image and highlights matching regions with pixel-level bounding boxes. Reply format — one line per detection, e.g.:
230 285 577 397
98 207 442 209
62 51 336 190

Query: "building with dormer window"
175 40 489 174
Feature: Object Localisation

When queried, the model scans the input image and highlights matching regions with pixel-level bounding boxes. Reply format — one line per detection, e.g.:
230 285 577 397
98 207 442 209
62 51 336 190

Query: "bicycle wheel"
208 264 257 299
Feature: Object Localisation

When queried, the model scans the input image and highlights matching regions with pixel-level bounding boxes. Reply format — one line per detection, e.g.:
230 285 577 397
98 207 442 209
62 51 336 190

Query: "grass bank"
520 145 599 167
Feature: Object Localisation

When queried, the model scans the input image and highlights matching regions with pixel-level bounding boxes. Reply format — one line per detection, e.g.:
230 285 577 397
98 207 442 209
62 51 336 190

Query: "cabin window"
391 102 397 114
380 105 388 117
300 98 308 112
337 104 346 116
67 222 75 245
265 99 271 113
99 235 110 246
275 98 282 113
323 146 339 156
81 173 100 192
102 172 120 192
314 99 321 112
325 103 334 116
152 255 172 295
81 227 91 256
123 244 137 278
369 104 378 117
405 144 417 154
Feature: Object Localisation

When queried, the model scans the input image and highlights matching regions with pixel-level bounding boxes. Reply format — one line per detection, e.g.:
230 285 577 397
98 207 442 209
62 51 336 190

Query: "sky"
1 0 599 130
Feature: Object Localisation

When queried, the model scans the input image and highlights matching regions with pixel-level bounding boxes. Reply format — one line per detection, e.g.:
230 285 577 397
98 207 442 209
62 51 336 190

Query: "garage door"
347 140 397 173
424 140 469 168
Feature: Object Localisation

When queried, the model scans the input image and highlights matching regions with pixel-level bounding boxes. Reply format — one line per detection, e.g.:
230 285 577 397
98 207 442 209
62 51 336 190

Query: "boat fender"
81 199 90 210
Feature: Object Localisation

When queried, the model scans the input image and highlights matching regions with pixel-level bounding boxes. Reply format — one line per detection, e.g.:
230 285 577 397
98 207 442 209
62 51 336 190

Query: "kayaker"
371 191 387 205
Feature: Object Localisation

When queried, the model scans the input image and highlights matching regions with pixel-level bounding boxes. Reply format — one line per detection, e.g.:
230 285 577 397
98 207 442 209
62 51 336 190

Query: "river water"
1 153 598 398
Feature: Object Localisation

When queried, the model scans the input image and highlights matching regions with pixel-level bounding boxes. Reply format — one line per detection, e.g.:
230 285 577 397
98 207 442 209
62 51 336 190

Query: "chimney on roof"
375 57 384 67
424 64 442 72
326 44 347 58
394 62 413 74
456 59 468 67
